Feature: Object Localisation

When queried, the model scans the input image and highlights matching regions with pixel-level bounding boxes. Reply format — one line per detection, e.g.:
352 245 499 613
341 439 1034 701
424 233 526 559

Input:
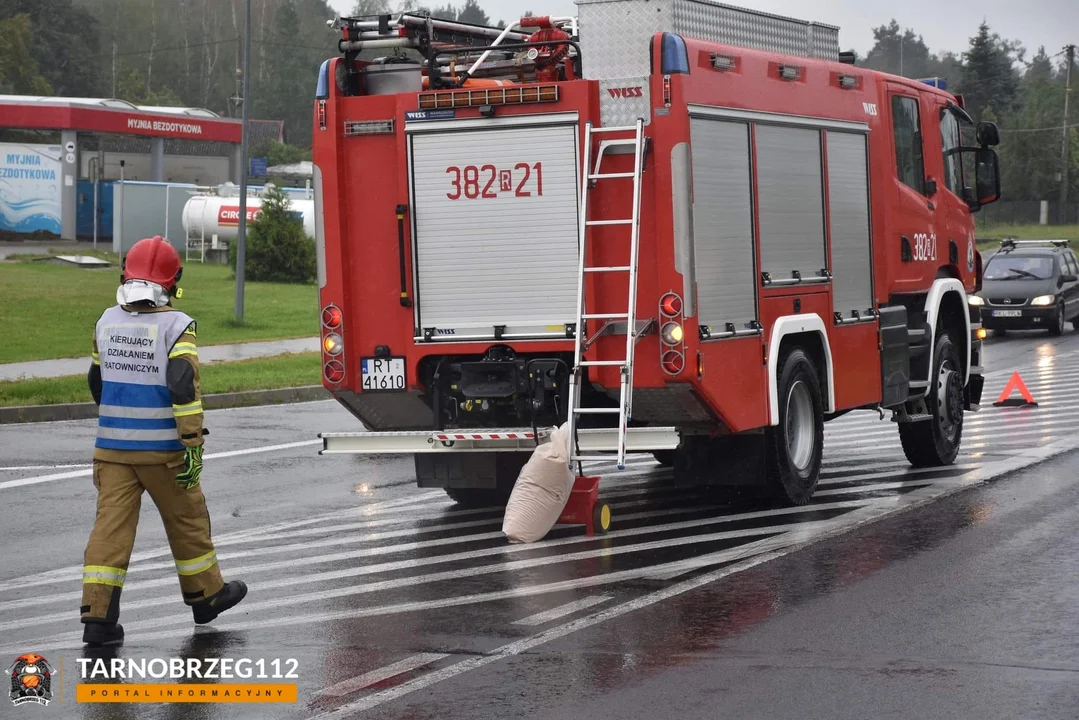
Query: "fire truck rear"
314 0 1001 509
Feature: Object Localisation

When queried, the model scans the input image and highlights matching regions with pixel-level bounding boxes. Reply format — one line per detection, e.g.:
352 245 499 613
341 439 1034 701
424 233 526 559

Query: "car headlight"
968 295 985 306
1031 295 1055 306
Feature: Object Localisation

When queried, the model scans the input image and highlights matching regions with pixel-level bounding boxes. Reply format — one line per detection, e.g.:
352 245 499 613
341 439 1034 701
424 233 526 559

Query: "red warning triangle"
993 371 1037 407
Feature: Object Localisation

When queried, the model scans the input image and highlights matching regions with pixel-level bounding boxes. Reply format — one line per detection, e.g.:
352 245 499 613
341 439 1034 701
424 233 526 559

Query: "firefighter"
81 236 247 647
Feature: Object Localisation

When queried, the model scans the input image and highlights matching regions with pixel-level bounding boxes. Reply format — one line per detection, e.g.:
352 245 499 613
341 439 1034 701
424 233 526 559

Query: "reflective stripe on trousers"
83 565 126 587
175 550 218 576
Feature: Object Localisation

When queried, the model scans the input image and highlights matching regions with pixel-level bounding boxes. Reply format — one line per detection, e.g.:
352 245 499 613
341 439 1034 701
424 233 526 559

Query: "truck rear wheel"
764 348 824 505
899 330 963 467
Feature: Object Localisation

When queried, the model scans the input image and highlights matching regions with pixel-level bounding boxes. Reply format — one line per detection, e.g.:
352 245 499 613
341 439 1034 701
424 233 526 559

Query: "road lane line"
0 500 872 617
315 654 449 698
513 596 613 626
0 492 449 594
818 464 977 486
0 531 803 656
12 440 1065 658
0 439 324 491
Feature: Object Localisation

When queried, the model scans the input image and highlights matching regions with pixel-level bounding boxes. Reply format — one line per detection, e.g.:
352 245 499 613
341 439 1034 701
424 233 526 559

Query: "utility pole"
234 0 251 322
1060 44 1075 225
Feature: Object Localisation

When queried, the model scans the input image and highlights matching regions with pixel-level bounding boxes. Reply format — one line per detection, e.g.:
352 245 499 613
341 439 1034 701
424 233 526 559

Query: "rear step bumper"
319 426 680 454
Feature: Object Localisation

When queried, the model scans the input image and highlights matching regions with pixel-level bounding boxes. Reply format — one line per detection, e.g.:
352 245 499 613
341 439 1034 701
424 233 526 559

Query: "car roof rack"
999 238 1069 251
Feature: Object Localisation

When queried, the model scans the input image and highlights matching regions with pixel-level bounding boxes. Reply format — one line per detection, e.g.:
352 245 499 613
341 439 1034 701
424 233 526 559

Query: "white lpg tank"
182 190 315 241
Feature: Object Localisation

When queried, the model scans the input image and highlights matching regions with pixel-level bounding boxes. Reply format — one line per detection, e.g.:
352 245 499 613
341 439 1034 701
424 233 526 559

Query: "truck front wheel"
899 330 963 467
764 348 824 505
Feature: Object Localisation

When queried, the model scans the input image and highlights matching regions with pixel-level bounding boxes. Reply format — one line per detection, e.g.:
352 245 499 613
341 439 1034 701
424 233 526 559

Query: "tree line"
0 1 1074 213
854 20 1077 214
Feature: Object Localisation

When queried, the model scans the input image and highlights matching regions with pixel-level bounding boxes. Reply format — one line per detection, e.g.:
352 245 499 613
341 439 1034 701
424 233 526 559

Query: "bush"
228 184 315 284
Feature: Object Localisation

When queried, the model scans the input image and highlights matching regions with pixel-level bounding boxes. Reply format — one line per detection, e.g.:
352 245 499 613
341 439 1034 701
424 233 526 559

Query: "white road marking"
0 491 449 595
0 439 323 491
0 501 871 620
0 464 87 472
0 531 805 656
315 653 449 698
513 595 613 626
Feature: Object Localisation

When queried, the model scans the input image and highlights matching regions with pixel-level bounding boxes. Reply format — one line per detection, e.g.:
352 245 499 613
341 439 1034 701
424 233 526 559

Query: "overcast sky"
325 0 1075 59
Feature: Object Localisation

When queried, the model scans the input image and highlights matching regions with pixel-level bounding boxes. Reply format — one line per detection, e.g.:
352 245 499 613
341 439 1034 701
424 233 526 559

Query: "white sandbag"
502 423 575 543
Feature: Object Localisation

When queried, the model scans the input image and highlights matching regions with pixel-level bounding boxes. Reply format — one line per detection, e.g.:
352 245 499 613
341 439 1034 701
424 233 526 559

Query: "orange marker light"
323 333 343 355
661 322 684 345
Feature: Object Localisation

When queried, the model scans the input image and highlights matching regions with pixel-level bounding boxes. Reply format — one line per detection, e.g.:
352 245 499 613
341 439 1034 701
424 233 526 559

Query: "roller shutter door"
826 131 874 317
755 125 827 281
689 118 758 332
409 122 580 337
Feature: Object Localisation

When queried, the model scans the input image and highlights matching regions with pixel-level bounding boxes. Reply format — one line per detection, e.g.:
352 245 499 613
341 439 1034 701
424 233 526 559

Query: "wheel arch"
924 278 971 389
767 314 835 426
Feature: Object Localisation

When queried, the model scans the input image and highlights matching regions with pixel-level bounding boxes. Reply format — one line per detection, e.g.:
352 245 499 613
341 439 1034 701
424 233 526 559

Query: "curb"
0 385 330 425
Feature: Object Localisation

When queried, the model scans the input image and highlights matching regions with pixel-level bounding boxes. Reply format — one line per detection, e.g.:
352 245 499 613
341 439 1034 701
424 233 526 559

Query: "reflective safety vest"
94 305 195 452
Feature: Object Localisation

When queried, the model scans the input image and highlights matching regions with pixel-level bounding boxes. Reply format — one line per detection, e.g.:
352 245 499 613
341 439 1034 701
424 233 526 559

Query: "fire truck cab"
314 0 1001 508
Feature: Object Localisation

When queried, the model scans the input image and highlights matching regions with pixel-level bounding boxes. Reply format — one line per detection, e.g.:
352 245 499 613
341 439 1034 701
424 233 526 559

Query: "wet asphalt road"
3 326 1079 719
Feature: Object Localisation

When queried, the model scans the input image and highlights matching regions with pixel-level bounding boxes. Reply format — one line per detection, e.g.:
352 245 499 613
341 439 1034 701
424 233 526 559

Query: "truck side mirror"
975 148 1001 206
976 121 1000 147
1059 274 1077 286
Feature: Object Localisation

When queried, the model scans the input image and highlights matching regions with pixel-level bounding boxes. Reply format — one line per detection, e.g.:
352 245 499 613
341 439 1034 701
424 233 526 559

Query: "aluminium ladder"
565 118 646 471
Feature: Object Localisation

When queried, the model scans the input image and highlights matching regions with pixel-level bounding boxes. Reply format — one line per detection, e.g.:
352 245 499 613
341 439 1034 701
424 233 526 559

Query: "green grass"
0 256 318 364
976 223 1079 249
0 352 321 407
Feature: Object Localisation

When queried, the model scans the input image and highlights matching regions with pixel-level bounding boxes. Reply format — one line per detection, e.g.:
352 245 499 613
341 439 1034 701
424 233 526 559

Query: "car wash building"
0 95 254 242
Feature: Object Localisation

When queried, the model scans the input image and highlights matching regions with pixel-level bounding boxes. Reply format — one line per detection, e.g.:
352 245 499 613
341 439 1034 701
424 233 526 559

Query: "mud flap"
964 372 984 411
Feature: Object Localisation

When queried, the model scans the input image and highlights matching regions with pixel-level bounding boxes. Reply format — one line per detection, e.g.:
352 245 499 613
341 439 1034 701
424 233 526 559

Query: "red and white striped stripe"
430 431 547 441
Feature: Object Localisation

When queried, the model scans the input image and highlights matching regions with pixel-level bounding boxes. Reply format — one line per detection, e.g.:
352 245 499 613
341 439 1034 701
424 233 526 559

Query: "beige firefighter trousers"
81 457 225 622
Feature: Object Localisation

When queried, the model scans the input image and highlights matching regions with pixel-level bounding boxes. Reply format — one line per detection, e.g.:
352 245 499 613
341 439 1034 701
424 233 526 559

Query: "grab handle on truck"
395 204 413 308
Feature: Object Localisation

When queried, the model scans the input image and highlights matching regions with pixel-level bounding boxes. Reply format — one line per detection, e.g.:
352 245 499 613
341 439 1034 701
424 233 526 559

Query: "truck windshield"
984 255 1054 281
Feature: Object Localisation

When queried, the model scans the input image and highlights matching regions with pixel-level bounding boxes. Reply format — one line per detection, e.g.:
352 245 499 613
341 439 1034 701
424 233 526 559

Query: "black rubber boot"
83 621 124 647
192 580 248 625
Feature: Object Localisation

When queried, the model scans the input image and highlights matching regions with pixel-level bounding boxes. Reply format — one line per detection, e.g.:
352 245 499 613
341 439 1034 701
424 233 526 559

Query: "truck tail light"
324 360 345 383
662 350 684 375
660 292 682 317
658 291 685 376
321 303 345 384
661 322 683 345
323 333 344 355
322 305 343 328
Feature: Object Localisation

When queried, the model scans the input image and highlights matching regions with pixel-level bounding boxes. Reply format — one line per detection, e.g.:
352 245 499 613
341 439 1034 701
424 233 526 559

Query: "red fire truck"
314 0 1000 508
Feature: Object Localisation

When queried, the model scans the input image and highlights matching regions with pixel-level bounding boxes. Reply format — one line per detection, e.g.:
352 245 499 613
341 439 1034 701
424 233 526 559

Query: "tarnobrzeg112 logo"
8 653 55 707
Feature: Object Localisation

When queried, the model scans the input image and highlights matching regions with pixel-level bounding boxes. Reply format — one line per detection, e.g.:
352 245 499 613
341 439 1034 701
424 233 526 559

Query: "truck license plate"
361 357 406 391
992 310 1021 318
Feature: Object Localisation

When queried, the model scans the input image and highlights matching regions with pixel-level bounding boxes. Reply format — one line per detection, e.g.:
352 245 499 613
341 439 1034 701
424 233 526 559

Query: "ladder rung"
588 172 636 180
589 126 639 135
571 454 619 462
580 360 625 367
582 313 630 320
584 265 632 273
573 407 621 414
585 219 633 226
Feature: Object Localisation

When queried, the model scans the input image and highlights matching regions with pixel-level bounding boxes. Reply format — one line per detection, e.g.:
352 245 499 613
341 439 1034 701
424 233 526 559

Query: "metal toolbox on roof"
575 0 841 79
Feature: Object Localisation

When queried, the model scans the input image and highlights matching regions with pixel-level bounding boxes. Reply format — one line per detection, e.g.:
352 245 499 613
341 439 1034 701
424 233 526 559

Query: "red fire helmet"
121 236 183 290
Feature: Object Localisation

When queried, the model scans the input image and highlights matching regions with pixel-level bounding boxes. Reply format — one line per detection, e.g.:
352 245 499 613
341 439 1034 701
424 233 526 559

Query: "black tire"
1050 301 1066 336
899 330 963 467
652 450 676 467
764 348 824 505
